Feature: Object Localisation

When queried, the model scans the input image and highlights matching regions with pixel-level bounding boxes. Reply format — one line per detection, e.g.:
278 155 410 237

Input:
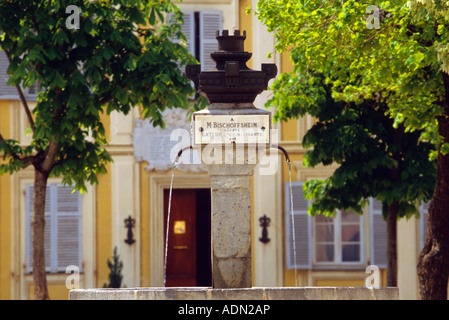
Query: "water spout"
174 145 193 164
270 144 290 163
271 144 298 287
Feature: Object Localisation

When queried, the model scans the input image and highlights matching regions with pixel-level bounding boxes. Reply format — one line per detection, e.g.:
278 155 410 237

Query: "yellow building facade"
0 0 425 299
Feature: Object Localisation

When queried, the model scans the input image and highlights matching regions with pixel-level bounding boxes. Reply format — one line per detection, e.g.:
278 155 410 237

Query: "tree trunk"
31 169 50 300
385 124 403 287
417 115 449 300
386 200 398 287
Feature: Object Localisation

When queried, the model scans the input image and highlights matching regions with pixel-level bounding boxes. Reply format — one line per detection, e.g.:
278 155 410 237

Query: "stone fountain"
69 30 398 301
186 29 276 289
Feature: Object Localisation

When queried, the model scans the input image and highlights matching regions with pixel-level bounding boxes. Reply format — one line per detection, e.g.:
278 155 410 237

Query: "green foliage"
103 246 123 288
0 0 197 191
301 80 436 218
254 0 441 218
256 0 448 155
272 72 436 218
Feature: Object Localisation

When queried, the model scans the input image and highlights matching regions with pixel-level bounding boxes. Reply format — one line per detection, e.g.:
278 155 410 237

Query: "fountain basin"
69 287 399 300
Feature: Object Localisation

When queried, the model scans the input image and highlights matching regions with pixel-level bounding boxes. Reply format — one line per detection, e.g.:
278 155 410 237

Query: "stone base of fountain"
69 286 398 300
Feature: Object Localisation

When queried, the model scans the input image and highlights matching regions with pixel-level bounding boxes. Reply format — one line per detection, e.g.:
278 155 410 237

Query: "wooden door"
164 189 197 287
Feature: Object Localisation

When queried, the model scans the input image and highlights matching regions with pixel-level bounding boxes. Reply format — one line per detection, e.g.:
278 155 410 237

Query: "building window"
313 210 362 265
286 181 365 269
176 10 223 72
25 183 82 274
0 51 40 99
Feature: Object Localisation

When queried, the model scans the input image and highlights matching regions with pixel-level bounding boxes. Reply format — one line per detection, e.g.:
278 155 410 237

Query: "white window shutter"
25 184 53 272
46 185 56 272
169 11 196 98
369 198 387 268
419 201 429 250
286 182 312 269
169 11 195 57
25 183 82 273
199 11 222 71
56 185 82 272
25 185 33 273
0 51 18 97
27 82 39 95
180 11 196 98
44 214 53 272
181 11 196 57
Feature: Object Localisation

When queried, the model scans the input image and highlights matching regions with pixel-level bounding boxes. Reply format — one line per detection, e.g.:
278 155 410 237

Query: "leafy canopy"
255 0 449 156
0 0 197 191
253 0 442 216
295 76 435 217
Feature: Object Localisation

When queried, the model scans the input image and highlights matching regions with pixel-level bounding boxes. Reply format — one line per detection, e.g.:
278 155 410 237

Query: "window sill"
25 271 84 276
311 263 366 271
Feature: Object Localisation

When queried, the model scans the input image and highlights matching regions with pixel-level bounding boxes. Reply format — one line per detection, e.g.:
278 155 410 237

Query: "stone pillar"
208 164 255 288
195 105 269 289
186 30 277 289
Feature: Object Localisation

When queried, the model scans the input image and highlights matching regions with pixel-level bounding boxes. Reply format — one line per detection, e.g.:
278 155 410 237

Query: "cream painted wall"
108 109 141 288
0 100 12 299
397 217 419 299
250 0 283 287
110 155 140 287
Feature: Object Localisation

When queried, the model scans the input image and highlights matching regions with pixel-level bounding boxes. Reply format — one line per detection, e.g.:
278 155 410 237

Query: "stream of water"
287 160 299 287
164 150 298 288
164 161 177 287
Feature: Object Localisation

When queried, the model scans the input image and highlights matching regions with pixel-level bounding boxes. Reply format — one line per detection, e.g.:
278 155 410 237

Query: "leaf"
149 7 156 25
54 28 69 45
414 51 425 63
124 54 137 71
52 71 66 89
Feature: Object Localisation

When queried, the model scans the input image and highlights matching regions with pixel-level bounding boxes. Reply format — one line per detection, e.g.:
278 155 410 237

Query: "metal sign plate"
193 114 270 145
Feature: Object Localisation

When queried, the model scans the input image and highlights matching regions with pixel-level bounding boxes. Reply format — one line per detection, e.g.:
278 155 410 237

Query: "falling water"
287 160 299 287
164 146 192 286
164 161 177 287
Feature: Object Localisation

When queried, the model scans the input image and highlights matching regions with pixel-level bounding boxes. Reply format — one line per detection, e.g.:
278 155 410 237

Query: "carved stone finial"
185 30 277 104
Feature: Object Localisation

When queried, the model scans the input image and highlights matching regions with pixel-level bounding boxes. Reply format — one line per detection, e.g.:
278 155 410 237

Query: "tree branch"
41 138 59 173
0 132 34 168
4 50 36 132
0 132 20 161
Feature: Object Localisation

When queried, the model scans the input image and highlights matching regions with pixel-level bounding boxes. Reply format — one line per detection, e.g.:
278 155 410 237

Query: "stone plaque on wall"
193 114 270 145
133 109 206 172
